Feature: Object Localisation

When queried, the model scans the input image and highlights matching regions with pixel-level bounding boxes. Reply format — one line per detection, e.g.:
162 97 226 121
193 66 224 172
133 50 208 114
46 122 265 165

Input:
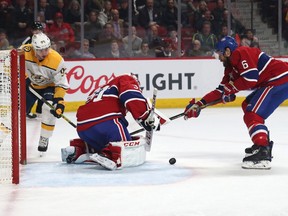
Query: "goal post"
0 49 26 184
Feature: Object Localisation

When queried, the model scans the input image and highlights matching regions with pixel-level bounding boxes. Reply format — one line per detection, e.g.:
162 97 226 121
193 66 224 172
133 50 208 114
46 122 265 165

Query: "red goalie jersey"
76 74 150 131
203 46 288 103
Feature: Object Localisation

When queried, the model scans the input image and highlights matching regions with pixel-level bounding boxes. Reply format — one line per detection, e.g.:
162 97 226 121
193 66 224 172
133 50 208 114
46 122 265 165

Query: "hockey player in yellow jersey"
23 32 70 153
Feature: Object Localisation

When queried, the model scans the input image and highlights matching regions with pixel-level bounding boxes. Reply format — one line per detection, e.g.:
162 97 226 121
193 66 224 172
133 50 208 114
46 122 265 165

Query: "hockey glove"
222 93 236 104
223 82 238 95
184 98 202 120
50 97 65 118
138 110 155 131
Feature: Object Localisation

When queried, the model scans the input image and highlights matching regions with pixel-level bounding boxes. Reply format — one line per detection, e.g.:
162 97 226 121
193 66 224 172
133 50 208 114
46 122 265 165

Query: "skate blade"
89 154 117 170
242 160 271 170
39 151 46 157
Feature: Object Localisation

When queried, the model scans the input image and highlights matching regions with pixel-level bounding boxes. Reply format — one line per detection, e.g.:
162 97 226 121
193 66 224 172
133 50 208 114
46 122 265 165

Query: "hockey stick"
29 87 93 158
130 98 222 135
28 86 77 128
145 88 157 152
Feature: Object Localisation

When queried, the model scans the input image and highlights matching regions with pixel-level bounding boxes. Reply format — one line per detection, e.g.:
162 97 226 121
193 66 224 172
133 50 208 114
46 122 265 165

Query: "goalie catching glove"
50 97 65 118
184 98 202 120
137 109 155 131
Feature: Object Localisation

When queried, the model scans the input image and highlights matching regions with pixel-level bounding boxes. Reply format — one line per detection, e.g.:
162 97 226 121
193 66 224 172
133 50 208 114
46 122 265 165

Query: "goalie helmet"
32 33 51 50
216 36 238 54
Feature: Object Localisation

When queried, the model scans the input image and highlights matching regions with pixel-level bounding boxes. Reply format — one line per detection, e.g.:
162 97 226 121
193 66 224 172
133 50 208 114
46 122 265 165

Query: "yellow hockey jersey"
23 44 69 98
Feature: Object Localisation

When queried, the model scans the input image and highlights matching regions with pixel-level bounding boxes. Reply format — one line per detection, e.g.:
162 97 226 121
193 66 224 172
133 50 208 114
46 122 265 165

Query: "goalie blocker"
61 136 147 170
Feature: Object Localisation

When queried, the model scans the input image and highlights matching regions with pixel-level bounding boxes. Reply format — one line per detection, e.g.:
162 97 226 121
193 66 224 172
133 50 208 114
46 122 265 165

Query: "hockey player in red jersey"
184 36 288 169
61 73 164 170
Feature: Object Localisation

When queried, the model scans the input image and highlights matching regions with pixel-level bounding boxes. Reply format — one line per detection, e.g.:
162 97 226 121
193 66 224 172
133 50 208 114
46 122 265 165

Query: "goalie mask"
32 33 51 51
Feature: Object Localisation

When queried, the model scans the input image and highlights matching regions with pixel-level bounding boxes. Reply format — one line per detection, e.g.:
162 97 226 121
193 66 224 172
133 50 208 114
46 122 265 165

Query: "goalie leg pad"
61 139 88 163
89 153 117 170
111 136 147 168
89 144 121 170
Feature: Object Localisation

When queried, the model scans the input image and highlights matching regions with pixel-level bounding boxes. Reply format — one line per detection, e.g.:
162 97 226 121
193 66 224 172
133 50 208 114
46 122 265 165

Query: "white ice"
1 107 288 216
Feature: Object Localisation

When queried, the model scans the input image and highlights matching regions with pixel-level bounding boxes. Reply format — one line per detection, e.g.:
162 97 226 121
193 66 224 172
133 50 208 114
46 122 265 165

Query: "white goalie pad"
111 136 147 168
61 146 92 164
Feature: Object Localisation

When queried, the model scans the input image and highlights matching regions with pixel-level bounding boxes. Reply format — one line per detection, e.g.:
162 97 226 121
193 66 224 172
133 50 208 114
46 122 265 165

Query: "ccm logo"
124 141 140 147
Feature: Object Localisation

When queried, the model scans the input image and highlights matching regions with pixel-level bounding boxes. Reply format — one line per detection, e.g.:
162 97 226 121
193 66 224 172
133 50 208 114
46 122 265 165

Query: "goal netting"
0 49 26 184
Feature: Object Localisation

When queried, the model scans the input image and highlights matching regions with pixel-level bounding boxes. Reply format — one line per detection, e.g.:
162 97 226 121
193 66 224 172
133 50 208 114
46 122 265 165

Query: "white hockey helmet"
32 32 51 50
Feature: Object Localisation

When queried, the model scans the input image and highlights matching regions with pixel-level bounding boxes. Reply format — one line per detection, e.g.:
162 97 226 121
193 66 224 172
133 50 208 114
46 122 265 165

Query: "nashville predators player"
22 32 69 153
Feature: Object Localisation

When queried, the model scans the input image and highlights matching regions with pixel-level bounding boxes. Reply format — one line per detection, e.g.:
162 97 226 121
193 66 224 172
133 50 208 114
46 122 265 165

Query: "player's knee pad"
243 111 268 145
41 100 56 124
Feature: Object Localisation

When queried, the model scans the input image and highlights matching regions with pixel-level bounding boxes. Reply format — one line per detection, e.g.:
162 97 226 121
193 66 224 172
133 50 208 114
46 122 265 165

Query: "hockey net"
0 49 26 184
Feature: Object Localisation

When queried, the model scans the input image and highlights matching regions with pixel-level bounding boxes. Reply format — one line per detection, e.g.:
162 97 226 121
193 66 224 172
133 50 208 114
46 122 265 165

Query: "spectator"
145 24 163 52
166 29 184 56
0 0 14 38
155 39 176 58
195 9 214 33
241 29 259 48
85 0 104 15
186 39 206 57
118 0 128 24
46 12 75 46
222 9 245 37
135 41 154 57
0 28 9 50
38 0 54 25
181 0 197 27
137 0 162 30
98 0 113 27
51 0 68 21
161 0 178 30
94 22 118 57
217 24 229 41
35 11 48 32
192 21 218 56
84 9 102 42
211 0 226 25
67 39 96 59
193 0 208 31
12 0 33 47
103 39 127 58
65 0 82 25
122 26 142 56
110 9 124 40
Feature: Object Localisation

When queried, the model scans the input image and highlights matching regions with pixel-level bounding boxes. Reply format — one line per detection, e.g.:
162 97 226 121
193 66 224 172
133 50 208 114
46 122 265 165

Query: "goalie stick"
145 88 158 152
130 98 222 135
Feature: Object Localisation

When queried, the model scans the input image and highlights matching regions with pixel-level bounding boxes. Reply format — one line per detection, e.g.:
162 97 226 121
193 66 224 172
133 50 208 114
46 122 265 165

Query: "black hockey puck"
169 158 176 165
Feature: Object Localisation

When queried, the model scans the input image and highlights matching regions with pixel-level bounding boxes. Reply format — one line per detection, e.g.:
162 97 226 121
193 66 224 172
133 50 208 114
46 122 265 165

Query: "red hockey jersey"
203 46 288 103
76 74 149 131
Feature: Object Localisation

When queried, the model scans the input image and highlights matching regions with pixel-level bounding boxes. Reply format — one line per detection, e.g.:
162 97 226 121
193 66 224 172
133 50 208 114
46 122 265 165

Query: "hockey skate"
89 153 117 170
242 142 273 170
38 136 49 152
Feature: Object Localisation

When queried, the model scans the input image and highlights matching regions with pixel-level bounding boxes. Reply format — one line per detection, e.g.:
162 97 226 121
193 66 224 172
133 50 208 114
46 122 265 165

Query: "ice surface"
1 107 288 216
